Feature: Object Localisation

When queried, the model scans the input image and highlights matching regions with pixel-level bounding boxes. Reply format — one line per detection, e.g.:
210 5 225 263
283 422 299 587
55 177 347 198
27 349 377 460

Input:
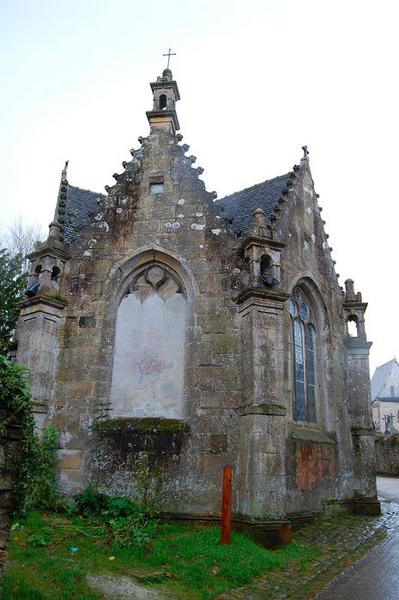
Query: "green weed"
2 511 317 600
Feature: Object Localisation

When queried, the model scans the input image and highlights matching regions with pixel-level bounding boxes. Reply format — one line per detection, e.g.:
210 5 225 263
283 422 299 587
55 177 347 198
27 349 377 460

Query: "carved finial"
253 208 265 229
302 145 309 158
48 160 69 242
62 160 69 179
252 207 270 237
345 279 355 301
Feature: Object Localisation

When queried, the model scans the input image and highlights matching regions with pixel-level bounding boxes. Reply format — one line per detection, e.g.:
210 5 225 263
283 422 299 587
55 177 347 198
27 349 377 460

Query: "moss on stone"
40 291 68 304
215 312 230 334
95 417 189 434
93 417 190 475
215 334 236 353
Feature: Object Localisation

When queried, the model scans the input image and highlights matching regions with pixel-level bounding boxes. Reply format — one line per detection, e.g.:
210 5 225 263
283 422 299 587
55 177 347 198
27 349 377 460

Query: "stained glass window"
291 287 317 422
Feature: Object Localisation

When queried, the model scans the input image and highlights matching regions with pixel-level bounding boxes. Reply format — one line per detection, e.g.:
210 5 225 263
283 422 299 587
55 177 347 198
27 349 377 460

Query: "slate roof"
64 185 105 244
374 397 399 403
215 173 292 236
371 358 399 401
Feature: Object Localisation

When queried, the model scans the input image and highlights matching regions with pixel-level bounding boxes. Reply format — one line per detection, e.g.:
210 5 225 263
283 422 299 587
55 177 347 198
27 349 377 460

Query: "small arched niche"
110 264 187 419
347 315 359 337
260 253 279 286
260 254 273 279
159 94 167 110
51 266 61 283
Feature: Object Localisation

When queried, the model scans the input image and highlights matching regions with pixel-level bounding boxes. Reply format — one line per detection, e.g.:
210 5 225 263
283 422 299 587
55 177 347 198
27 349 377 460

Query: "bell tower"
146 67 180 134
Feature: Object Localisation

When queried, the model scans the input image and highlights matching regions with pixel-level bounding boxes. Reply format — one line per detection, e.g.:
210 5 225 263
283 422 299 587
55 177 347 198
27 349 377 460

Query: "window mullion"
302 320 308 422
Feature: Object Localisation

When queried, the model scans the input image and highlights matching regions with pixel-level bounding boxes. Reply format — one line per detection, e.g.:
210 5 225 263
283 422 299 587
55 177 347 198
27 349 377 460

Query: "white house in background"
371 358 399 432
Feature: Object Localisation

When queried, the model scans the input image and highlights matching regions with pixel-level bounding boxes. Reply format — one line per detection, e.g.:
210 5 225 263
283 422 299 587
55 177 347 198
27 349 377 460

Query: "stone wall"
0 405 22 587
15 99 379 521
375 433 399 476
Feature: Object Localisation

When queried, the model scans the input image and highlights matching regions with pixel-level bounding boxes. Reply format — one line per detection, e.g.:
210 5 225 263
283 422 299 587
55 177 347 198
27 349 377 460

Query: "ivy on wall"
0 355 60 514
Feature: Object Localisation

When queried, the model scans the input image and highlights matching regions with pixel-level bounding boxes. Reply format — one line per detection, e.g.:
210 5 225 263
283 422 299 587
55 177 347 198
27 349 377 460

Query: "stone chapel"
16 67 380 544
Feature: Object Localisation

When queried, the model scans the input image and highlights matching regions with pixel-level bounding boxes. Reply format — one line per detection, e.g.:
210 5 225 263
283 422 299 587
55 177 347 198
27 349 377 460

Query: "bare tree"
1 217 44 273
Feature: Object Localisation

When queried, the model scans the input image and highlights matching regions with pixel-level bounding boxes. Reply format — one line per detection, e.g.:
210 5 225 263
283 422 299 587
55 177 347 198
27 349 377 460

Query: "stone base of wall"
287 511 320 529
290 497 381 524
375 433 399 476
161 512 292 548
161 495 381 547
350 498 381 516
233 515 292 548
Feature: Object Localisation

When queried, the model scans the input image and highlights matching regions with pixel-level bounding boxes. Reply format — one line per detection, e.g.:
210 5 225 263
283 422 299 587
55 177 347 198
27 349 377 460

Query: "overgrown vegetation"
72 486 158 548
0 356 61 514
3 510 317 599
20 426 61 513
0 356 33 439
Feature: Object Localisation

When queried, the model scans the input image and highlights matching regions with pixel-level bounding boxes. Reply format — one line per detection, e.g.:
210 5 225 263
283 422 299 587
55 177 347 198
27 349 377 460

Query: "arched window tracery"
289 287 317 422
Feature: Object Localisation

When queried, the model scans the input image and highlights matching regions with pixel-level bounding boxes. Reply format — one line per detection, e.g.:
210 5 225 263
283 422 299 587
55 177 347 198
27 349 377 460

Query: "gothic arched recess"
110 263 187 419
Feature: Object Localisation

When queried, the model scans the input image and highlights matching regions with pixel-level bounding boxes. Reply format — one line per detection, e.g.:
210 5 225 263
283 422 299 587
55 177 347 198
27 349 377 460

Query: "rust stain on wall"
296 441 335 491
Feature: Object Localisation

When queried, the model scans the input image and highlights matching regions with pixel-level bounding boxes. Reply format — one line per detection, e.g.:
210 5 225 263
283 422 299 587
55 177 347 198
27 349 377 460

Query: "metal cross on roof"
163 48 176 69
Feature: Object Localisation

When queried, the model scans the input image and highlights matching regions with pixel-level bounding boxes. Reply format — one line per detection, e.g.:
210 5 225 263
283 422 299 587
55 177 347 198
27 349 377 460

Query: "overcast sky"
1 0 398 373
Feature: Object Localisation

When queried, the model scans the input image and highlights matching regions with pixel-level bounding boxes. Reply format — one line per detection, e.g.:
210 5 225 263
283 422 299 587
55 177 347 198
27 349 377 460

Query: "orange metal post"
221 465 232 544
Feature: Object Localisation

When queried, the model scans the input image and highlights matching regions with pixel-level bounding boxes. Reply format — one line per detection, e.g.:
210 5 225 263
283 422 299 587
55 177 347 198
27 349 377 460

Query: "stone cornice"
18 294 68 311
343 300 368 312
344 337 372 351
235 286 290 306
150 79 180 100
146 109 180 132
351 426 376 437
292 425 336 445
27 245 69 262
239 234 286 254
240 403 287 417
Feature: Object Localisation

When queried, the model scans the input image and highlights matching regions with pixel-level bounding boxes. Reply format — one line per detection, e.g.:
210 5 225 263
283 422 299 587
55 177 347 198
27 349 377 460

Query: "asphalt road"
316 477 399 600
377 476 399 503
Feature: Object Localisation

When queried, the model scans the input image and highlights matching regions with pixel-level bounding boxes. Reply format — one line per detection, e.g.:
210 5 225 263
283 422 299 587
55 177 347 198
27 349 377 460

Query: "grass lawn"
2 511 317 599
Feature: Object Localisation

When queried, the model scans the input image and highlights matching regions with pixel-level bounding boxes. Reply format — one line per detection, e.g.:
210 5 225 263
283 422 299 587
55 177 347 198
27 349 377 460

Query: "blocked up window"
110 264 187 419
290 287 317 423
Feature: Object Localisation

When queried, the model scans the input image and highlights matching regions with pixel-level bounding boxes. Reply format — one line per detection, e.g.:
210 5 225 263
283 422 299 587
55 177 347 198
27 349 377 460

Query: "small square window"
150 178 164 194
